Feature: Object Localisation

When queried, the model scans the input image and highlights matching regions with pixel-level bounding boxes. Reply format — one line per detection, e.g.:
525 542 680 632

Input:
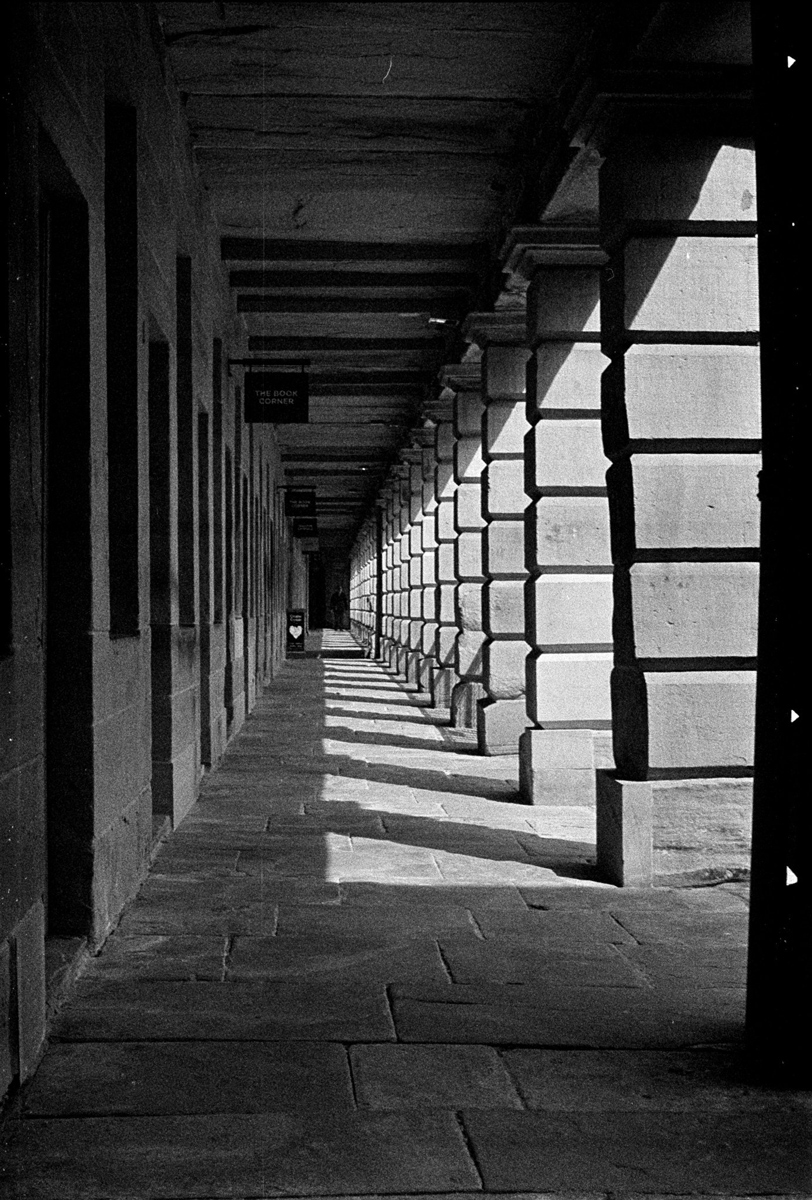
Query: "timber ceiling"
156 2 603 542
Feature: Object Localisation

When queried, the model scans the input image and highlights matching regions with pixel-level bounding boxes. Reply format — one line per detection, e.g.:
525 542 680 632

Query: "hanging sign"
285 489 316 517
245 372 308 423
300 537 320 553
286 609 306 654
293 517 318 537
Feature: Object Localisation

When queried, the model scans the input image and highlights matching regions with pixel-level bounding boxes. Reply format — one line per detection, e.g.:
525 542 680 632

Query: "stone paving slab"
518 884 748 912
2 1111 481 1198
618 943 747 987
117 899 279 936
22 1042 355 1115
432 856 587 886
81 935 227 981
226 933 448 985
462 1110 812 1193
610 909 750 946
350 1044 522 1109
472 909 635 944
52 979 396 1042
372 815 533 860
391 983 746 1047
501 1048 810 1112
338 882 529 911
274 901 477 939
437 936 645 987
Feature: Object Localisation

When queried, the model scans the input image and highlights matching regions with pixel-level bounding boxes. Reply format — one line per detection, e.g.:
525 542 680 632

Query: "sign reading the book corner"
245 372 308 424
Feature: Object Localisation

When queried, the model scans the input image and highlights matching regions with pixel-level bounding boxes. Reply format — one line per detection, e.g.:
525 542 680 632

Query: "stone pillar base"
477 697 527 756
596 771 653 888
451 681 485 729
395 645 409 678
519 728 607 806
432 667 457 709
405 649 420 685
417 656 433 694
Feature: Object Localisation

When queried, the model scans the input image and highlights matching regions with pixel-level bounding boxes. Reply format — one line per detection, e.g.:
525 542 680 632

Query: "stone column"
512 234 614 803
418 443 439 694
430 394 458 707
393 466 411 677
475 332 532 755
445 361 486 727
405 451 426 686
380 478 398 668
596 124 760 885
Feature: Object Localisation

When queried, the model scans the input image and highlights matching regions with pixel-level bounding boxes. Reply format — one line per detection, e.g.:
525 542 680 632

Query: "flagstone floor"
2 639 809 1197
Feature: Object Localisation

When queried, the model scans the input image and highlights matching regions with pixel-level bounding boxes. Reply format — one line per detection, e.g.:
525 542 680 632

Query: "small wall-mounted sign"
245 372 308 423
299 537 320 553
286 609 306 654
285 488 316 517
293 517 318 537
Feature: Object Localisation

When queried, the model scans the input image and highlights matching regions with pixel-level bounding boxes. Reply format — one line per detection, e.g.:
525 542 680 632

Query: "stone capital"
439 361 482 393
500 224 607 282
461 311 526 349
568 67 754 155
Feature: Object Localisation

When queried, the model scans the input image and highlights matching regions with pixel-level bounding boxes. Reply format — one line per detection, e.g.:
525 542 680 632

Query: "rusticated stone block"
601 135 756 226
483 459 526 517
483 640 527 699
627 561 759 659
454 392 483 438
529 574 613 648
455 532 483 580
437 628 456 666
611 667 757 777
530 419 607 492
456 631 486 678
485 581 524 637
485 521 525 577
526 652 612 726
483 345 528 401
530 497 611 568
607 455 760 556
609 344 761 445
457 583 483 632
455 482 485 531
484 400 526 455
530 342 606 412
624 237 758 332
527 267 600 339
477 697 529 756
438 584 455 623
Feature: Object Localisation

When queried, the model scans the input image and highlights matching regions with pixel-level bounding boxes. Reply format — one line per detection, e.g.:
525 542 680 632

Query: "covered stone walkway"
3 642 808 1197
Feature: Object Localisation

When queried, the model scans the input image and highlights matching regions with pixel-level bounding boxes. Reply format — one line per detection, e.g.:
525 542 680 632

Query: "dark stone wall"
2 2 299 1100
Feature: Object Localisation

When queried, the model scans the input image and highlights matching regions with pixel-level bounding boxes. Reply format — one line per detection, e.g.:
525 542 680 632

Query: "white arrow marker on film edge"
788 57 796 67
791 711 799 722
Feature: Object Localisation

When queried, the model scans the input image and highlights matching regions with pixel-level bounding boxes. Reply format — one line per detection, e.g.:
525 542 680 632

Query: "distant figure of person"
329 586 348 630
